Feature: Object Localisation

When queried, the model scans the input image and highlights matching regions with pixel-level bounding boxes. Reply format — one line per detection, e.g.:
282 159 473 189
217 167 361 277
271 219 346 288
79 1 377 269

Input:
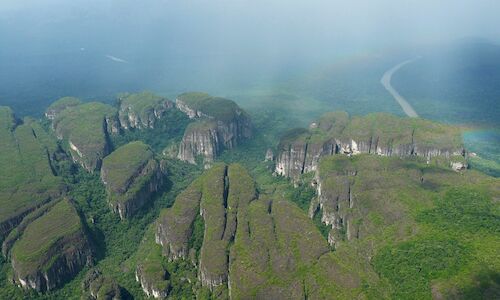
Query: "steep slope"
117 92 174 130
10 199 92 292
151 163 377 299
275 112 466 179
176 92 252 164
0 107 65 239
101 141 165 219
50 101 118 172
310 154 500 298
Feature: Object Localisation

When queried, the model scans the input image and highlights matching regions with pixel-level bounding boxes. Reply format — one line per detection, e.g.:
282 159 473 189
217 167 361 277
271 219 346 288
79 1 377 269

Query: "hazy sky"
1 0 499 59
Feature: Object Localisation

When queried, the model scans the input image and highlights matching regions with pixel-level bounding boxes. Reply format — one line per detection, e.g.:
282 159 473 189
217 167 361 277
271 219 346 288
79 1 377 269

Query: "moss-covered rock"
118 92 174 130
82 268 125 300
45 97 81 120
176 93 252 164
0 107 66 239
51 101 118 172
101 141 165 219
10 199 92 292
276 111 466 179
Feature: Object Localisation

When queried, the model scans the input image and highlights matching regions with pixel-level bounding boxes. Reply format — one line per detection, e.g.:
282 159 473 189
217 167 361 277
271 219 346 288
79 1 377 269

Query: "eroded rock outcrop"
49 101 118 172
276 112 467 180
135 263 170 299
101 141 166 219
118 92 174 130
154 163 365 299
82 268 125 300
10 199 92 292
175 92 252 164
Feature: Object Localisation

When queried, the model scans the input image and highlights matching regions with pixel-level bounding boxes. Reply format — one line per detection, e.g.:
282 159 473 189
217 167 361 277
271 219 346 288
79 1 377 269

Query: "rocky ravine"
275 112 467 180
175 92 252 165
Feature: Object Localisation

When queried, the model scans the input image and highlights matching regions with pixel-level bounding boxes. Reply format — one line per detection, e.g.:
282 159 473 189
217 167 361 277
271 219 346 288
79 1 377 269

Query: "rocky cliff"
118 92 174 130
49 101 118 172
175 92 252 164
82 268 125 300
10 199 93 292
101 141 165 219
275 112 467 180
153 164 370 299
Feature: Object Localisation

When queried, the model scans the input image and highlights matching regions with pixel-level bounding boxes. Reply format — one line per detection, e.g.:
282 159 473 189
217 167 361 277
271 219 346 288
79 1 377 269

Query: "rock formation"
0 107 66 239
153 163 364 299
82 269 125 300
10 199 93 292
175 92 252 164
117 92 174 130
101 141 166 219
49 101 118 172
276 112 467 180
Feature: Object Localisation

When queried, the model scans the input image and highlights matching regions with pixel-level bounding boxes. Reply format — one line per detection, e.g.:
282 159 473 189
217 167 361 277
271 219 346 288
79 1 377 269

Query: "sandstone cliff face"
82 269 124 300
50 102 117 173
10 199 93 292
175 93 252 164
156 185 202 260
275 112 466 180
118 92 174 130
135 264 170 299
101 142 166 219
177 120 220 164
108 159 164 219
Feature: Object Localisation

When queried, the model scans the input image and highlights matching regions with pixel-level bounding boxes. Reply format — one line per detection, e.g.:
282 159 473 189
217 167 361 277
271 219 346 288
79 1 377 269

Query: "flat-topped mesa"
276 112 466 179
10 199 92 292
175 92 252 164
45 97 81 120
48 100 118 172
118 92 174 130
101 141 165 219
0 107 66 239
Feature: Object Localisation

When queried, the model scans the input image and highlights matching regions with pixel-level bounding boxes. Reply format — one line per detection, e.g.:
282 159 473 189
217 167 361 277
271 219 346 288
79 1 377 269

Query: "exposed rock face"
155 163 365 299
155 164 256 296
135 264 170 299
177 120 220 164
10 199 93 292
101 141 166 219
276 112 466 180
82 269 125 300
265 148 274 161
50 102 117 172
156 184 202 260
118 92 174 130
175 92 252 164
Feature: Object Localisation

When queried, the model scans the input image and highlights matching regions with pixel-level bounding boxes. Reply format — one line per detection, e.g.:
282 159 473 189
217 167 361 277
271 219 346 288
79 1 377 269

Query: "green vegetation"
0 108 64 238
118 91 168 118
53 102 117 171
1 88 499 300
314 155 500 299
111 108 192 153
45 97 81 117
101 141 153 193
177 92 249 122
10 199 86 277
